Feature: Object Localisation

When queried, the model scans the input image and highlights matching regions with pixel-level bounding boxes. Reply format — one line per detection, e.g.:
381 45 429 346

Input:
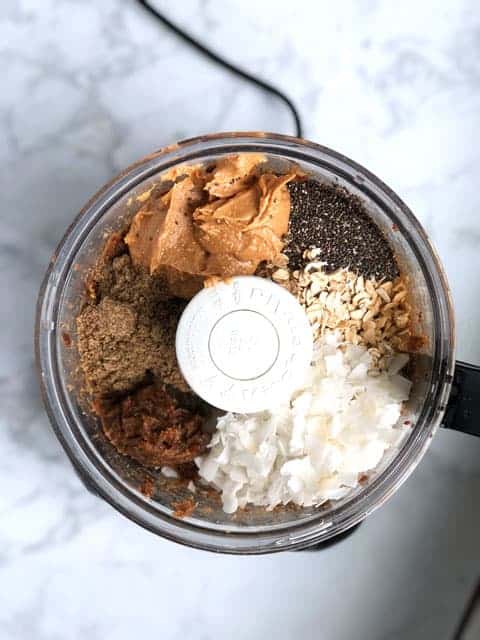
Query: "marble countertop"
1 1 479 638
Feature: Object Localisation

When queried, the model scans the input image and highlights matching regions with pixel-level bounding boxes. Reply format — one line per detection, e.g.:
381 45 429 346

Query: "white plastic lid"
175 276 313 413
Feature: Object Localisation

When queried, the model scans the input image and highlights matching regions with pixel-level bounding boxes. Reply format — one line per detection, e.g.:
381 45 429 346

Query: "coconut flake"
161 466 179 479
196 335 411 512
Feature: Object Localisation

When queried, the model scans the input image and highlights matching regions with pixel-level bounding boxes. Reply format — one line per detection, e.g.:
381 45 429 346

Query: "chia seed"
285 179 399 281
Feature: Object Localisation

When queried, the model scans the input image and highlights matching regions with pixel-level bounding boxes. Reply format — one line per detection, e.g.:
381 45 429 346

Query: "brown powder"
140 476 156 498
77 237 188 396
172 497 197 519
76 234 209 469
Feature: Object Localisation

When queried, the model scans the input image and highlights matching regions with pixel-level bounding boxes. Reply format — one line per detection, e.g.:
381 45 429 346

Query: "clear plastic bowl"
35 132 455 554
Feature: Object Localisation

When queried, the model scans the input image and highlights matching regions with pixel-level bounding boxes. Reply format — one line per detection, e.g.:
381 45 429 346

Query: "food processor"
35 132 480 554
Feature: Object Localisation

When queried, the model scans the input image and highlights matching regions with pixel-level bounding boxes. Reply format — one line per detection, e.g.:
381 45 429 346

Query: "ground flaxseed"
285 179 399 281
76 235 210 469
77 237 188 397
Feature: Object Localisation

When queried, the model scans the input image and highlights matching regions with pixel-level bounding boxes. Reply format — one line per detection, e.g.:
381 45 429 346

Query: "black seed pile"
285 180 399 281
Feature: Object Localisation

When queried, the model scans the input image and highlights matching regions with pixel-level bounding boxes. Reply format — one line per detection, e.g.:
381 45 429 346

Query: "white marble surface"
1 1 480 638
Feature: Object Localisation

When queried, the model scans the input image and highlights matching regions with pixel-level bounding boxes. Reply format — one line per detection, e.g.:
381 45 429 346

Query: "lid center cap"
208 309 279 381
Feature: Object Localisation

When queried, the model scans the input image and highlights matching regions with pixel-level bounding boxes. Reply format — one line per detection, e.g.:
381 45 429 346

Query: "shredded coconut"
161 466 179 479
195 334 411 513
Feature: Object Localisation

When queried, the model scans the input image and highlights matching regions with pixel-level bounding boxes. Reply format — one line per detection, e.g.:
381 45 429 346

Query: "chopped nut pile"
272 249 412 370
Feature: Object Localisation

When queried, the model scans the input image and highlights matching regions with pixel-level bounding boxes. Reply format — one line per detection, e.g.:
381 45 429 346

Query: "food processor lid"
175 276 313 413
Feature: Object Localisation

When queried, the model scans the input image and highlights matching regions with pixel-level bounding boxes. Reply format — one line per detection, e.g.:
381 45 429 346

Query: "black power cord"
452 579 480 640
135 0 303 138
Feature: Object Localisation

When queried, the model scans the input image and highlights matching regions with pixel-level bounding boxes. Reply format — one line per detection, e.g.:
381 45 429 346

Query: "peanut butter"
124 154 300 297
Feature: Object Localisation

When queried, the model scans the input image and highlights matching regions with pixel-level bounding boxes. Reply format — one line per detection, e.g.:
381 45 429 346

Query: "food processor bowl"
35 132 455 553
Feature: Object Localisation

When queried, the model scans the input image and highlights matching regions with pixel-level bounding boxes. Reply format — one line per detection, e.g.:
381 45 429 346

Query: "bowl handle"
442 361 480 438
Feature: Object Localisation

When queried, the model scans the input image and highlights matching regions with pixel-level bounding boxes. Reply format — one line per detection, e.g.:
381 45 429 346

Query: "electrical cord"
452 579 480 640
135 0 303 138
